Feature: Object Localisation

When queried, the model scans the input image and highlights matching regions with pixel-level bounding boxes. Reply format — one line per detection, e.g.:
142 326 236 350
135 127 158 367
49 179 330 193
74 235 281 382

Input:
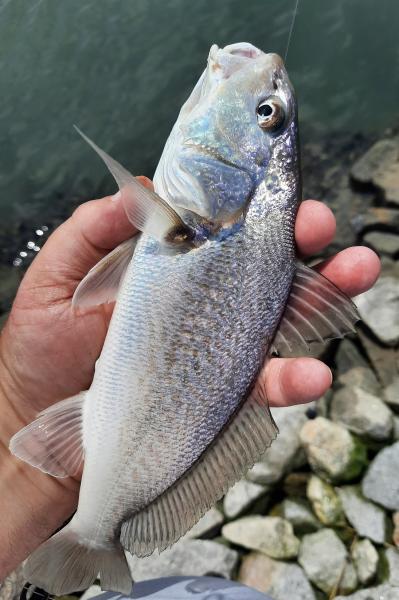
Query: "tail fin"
23 524 132 596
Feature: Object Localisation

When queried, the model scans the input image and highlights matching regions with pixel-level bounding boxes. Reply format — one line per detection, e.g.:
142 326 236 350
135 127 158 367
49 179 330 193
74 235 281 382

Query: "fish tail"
23 523 132 596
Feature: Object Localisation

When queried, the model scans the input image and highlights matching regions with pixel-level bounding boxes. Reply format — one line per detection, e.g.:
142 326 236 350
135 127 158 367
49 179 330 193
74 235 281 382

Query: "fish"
9 42 359 595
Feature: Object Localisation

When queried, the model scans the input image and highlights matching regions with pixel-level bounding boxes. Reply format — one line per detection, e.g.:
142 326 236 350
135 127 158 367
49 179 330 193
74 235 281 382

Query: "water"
0 0 398 228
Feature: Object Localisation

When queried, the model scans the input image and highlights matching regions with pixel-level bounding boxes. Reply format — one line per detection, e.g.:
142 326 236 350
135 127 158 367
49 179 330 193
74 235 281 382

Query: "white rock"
355 277 399 346
223 479 268 519
337 485 389 543
331 386 393 441
80 585 102 600
351 539 379 584
126 539 239 580
185 507 224 539
362 442 399 510
383 548 399 587
336 584 399 600
385 377 399 409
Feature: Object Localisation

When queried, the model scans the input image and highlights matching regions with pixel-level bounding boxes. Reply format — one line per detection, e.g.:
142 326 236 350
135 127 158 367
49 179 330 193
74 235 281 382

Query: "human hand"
0 184 380 577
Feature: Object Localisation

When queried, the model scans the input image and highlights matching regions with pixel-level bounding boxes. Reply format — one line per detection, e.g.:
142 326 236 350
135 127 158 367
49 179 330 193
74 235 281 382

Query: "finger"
28 177 154 283
265 357 332 407
295 200 336 256
314 246 381 297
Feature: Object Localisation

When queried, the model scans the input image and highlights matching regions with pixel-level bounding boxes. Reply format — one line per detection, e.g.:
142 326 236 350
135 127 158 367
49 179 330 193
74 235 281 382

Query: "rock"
279 497 320 533
351 207 399 233
381 548 399 586
247 403 313 485
351 139 398 185
331 386 393 441
222 516 299 559
283 472 310 497
385 377 399 410
307 474 345 526
355 277 399 346
394 417 399 441
299 417 368 482
239 552 316 600
223 480 268 520
364 232 399 256
338 366 381 395
80 586 102 600
393 512 399 547
337 485 389 544
298 528 356 594
336 584 399 600
351 539 379 584
358 329 399 387
0 565 26 600
335 339 370 374
126 539 239 581
362 442 399 510
185 507 224 539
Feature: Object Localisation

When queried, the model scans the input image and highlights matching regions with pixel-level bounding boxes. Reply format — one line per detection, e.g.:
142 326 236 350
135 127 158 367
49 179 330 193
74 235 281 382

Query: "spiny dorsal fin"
9 392 86 478
272 262 360 356
120 369 277 557
72 237 138 309
74 126 194 246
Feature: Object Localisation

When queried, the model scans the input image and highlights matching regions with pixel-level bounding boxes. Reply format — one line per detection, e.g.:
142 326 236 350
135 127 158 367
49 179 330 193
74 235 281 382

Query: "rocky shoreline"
1 130 399 600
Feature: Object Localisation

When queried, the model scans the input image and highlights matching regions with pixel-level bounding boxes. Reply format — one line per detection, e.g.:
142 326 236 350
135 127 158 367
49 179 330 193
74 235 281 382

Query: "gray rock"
0 565 26 600
382 548 399 586
364 232 399 256
298 528 355 594
239 552 316 600
279 497 320 533
126 539 239 581
247 404 313 485
185 508 224 539
362 442 399 510
331 386 393 441
338 485 389 544
299 417 368 483
385 377 399 409
307 474 345 526
352 207 399 233
222 516 300 559
338 366 381 395
223 480 268 520
336 584 399 600
351 139 398 185
351 539 379 584
355 277 399 346
394 417 399 441
80 585 102 600
358 329 399 388
335 338 370 374
393 512 399 547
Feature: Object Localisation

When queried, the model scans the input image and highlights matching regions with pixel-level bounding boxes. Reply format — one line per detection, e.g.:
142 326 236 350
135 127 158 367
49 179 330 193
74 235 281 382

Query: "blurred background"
1 1 399 600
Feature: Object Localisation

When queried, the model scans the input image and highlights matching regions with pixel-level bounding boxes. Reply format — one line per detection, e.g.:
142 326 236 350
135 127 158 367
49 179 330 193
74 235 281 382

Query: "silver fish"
10 42 358 595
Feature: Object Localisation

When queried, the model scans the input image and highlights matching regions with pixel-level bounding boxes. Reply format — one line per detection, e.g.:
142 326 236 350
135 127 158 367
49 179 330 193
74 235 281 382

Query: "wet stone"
299 417 367 483
307 474 345 526
298 528 356 595
355 277 399 346
330 386 393 441
239 552 316 600
222 516 300 559
126 539 239 580
337 485 389 544
362 442 399 510
351 539 379 585
223 480 268 520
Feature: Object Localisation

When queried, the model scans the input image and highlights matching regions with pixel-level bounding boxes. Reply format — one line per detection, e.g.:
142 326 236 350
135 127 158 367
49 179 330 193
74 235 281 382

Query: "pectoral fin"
72 237 138 309
272 262 360 356
74 126 194 245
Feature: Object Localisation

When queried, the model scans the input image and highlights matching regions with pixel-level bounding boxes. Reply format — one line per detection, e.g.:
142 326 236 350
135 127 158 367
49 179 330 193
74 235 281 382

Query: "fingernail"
111 191 121 202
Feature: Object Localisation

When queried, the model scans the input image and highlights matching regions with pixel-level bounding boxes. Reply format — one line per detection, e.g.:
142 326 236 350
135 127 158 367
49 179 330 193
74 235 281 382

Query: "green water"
0 0 398 226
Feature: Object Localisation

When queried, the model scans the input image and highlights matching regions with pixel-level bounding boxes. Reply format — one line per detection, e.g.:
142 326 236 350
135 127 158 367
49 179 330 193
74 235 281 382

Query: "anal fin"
120 371 277 557
272 262 360 356
9 392 86 478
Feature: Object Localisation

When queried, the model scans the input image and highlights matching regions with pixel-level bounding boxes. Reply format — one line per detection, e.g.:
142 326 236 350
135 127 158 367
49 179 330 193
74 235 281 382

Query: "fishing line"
284 0 300 62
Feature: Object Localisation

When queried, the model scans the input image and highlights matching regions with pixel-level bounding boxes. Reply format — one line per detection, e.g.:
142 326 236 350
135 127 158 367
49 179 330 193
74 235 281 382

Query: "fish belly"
73 207 295 543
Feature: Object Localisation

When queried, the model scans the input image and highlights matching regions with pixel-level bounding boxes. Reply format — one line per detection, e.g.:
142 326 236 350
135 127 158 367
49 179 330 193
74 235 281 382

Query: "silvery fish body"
12 42 340 596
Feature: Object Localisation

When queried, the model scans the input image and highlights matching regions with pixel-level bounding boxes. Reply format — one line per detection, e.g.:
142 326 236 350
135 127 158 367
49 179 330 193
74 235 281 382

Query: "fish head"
154 42 297 225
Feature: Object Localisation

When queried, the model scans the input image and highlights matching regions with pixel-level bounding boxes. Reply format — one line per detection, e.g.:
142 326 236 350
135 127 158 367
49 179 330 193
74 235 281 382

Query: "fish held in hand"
9 42 358 595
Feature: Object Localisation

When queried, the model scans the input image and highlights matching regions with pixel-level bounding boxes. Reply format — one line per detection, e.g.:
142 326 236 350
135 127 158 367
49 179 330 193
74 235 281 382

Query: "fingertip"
296 200 336 256
317 246 381 297
266 357 332 407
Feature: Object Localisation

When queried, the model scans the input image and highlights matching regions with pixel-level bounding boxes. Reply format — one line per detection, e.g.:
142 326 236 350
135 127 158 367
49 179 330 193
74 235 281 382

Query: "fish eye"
257 97 285 132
